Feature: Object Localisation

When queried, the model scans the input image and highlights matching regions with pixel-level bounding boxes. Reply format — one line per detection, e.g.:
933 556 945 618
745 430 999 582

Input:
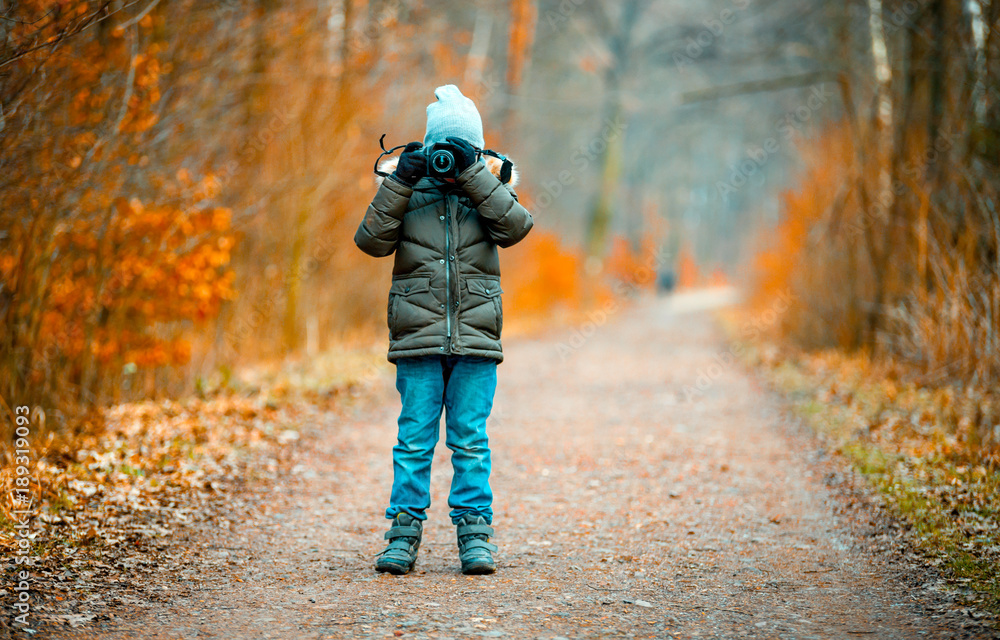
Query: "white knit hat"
423 85 484 149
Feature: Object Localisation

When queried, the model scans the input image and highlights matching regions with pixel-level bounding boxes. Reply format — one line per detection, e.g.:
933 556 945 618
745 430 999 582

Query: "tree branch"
679 70 837 104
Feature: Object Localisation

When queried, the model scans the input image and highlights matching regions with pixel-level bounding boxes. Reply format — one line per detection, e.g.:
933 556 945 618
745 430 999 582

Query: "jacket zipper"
445 196 452 351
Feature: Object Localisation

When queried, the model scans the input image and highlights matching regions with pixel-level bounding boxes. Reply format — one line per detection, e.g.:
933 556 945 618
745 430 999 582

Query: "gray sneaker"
455 515 497 575
375 513 422 575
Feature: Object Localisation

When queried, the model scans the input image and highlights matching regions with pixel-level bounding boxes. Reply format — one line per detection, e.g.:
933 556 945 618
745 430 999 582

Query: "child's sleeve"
354 176 414 257
455 162 533 248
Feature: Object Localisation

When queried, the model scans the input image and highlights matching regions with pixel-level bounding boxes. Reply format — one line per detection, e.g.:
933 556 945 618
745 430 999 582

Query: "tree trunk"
584 0 640 260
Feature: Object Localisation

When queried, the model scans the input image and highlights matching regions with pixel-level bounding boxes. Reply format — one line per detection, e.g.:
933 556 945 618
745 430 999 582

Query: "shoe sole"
375 564 412 575
375 557 416 575
461 562 496 575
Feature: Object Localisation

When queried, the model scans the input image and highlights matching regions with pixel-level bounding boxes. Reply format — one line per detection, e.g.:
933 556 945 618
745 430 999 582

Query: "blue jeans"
387 355 497 524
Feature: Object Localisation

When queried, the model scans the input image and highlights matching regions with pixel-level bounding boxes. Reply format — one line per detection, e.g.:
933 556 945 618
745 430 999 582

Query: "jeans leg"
387 356 445 521
443 356 497 524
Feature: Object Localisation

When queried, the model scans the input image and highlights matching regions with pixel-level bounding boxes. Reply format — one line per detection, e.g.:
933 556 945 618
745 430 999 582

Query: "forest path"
82 292 966 639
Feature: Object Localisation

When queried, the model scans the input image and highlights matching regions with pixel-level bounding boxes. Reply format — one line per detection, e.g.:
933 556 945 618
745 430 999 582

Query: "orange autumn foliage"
750 127 864 348
753 114 1000 397
0 0 235 406
676 245 701 289
603 236 660 290
502 230 584 316
506 0 537 91
501 231 669 333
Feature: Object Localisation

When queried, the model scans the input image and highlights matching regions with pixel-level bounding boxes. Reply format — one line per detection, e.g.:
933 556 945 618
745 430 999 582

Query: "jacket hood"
376 155 519 188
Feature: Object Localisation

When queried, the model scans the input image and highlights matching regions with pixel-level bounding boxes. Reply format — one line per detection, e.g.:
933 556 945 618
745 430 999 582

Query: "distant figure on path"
354 85 533 575
656 269 676 295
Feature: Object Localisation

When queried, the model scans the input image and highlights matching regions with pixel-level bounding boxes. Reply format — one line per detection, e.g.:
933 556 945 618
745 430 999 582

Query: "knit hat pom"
423 84 485 149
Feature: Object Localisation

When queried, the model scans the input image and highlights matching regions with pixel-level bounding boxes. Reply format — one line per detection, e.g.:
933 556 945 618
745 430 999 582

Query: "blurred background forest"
1 0 998 444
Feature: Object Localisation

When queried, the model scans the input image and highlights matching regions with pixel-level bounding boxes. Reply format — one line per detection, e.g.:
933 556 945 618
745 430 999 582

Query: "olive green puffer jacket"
354 158 533 363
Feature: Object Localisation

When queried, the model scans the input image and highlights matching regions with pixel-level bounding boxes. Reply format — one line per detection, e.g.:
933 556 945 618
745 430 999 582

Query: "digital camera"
373 134 511 184
424 142 461 179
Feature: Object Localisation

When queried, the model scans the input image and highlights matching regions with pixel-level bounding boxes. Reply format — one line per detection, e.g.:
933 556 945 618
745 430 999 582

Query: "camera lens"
430 150 455 174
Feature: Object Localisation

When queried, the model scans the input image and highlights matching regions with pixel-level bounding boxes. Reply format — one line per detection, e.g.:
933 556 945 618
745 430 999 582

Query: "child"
354 85 533 575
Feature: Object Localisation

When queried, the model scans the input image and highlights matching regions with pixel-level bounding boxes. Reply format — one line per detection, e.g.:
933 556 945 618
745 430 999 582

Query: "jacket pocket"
494 296 503 335
388 276 432 340
465 277 503 340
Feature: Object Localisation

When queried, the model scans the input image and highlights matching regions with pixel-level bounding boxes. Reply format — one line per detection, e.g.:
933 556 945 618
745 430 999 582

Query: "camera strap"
478 149 515 184
373 134 409 178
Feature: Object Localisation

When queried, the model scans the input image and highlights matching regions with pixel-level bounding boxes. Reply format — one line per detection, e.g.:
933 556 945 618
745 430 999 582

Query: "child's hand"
446 136 478 174
393 142 427 185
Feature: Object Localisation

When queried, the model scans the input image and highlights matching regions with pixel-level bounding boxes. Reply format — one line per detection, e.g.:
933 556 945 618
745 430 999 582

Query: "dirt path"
70 292 980 639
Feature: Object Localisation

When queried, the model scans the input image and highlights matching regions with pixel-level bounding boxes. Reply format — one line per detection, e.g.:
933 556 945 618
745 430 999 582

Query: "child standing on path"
354 85 533 575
